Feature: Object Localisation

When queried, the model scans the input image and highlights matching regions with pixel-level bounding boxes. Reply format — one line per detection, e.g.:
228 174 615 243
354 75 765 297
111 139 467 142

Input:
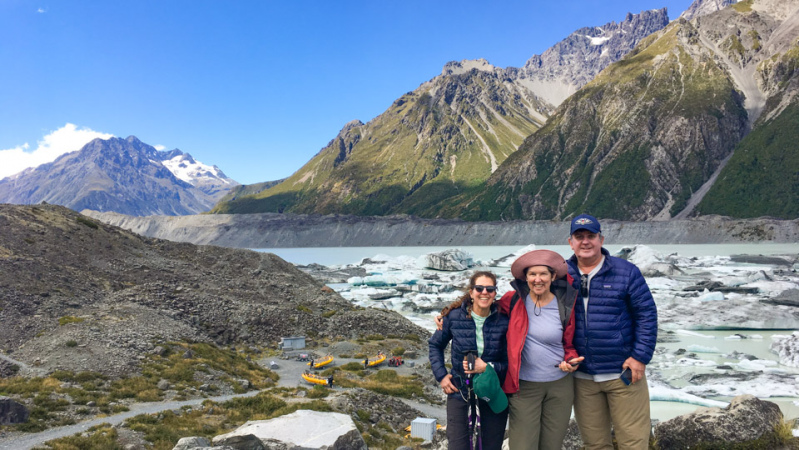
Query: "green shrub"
356 409 371 422
76 216 99 229
340 362 366 372
65 340 78 348
306 385 330 399
391 347 405 356
58 316 85 326
42 424 119 449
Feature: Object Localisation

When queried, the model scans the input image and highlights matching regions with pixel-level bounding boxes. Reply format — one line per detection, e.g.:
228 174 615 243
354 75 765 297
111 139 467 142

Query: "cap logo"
574 218 593 225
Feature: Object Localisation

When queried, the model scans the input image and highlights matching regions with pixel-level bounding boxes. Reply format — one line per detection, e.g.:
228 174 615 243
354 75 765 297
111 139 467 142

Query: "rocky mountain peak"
0 136 237 216
680 0 738 21
441 59 497 76
339 119 364 135
513 8 670 106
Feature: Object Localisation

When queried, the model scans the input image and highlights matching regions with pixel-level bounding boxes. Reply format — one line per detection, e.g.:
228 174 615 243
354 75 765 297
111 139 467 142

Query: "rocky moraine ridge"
84 210 799 249
0 204 426 377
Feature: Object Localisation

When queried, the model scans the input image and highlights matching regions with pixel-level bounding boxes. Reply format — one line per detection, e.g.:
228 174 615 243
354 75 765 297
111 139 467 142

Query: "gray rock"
157 379 171 390
212 410 365 450
212 433 265 450
172 436 211 450
0 396 29 424
654 395 782 448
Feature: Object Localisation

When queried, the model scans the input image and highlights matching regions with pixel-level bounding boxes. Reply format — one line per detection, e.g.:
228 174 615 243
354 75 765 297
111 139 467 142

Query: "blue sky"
0 0 694 185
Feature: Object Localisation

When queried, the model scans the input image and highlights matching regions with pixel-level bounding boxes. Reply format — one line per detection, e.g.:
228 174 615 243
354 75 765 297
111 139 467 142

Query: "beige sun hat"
511 249 568 280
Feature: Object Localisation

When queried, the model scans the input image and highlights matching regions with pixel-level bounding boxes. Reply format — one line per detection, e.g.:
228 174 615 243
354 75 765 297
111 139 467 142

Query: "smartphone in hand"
620 367 633 385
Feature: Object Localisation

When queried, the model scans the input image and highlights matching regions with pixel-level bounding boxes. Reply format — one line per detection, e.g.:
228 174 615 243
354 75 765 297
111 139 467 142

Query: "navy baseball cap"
570 214 601 235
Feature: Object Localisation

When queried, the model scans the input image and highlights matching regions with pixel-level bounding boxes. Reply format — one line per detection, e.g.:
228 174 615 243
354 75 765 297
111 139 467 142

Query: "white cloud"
0 123 114 180
37 7 46 13
154 145 166 151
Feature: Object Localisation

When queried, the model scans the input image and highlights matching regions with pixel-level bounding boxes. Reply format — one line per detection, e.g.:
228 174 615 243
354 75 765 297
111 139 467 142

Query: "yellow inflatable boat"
306 355 334 369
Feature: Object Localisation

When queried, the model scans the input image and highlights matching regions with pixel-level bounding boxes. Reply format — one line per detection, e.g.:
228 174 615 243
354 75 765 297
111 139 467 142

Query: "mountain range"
0 136 238 216
3 0 796 221
213 0 799 221
211 8 672 217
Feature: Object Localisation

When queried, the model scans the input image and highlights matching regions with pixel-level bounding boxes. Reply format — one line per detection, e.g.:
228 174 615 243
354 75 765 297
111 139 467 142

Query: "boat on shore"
307 355 334 369
363 353 386 367
301 371 333 387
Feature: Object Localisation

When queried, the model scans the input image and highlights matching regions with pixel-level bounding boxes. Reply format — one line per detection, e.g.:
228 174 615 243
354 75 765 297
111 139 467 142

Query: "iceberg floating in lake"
676 330 717 339
699 291 725 302
686 345 720 353
649 384 728 408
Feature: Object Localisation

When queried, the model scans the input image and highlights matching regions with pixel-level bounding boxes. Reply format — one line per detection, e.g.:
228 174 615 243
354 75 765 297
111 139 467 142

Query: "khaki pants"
573 374 650 450
508 375 574 450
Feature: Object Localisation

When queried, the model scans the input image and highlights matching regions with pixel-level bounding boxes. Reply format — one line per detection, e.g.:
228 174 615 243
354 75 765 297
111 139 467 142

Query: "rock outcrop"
210 410 366 450
654 395 784 448
0 397 29 425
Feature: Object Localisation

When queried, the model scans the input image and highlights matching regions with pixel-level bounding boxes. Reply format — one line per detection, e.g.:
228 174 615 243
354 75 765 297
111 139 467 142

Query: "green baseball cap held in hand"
473 364 508 413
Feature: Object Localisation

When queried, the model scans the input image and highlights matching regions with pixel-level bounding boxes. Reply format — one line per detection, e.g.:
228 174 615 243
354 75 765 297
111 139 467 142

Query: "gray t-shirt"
519 294 567 382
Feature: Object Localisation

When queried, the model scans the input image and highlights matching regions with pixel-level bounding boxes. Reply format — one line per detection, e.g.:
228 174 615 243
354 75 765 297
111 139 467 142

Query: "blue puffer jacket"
567 248 658 375
428 300 509 399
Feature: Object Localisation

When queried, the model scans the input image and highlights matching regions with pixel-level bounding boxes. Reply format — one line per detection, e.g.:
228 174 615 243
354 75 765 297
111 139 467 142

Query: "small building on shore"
279 336 306 351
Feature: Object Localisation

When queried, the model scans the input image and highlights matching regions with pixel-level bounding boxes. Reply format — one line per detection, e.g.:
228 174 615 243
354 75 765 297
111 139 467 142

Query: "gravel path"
0 390 261 450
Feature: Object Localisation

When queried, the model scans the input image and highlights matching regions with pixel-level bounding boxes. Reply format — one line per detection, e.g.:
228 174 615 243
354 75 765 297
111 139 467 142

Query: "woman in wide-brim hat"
500 249 583 450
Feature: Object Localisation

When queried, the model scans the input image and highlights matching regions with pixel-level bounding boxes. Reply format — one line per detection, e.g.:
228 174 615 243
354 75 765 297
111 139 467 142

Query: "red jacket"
497 276 579 394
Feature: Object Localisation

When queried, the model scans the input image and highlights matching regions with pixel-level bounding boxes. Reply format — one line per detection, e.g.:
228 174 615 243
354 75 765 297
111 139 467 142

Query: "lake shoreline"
84 211 799 248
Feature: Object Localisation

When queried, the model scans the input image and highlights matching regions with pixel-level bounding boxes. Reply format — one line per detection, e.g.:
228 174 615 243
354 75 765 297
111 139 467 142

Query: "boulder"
171 436 213 450
212 410 366 450
0 396 29 424
423 249 474 271
211 433 264 450
654 395 783 448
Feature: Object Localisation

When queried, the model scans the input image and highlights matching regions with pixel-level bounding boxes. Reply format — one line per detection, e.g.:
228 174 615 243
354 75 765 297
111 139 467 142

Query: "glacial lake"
257 243 799 422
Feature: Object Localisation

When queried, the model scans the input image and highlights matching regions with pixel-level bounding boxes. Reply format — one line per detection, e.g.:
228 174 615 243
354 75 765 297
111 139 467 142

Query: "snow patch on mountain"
162 153 233 186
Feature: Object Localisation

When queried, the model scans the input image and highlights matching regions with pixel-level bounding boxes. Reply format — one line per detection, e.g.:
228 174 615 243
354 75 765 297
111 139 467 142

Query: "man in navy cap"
567 214 657 450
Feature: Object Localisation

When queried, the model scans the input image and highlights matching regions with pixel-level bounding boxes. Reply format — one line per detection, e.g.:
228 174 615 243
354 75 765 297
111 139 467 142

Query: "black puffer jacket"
429 301 509 399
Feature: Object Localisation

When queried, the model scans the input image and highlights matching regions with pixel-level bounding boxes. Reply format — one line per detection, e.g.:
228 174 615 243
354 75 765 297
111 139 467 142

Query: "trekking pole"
464 351 482 450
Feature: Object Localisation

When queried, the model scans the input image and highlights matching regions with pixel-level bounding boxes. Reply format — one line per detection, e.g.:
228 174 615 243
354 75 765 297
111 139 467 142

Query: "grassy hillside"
212 64 546 216
697 102 799 218
437 21 747 221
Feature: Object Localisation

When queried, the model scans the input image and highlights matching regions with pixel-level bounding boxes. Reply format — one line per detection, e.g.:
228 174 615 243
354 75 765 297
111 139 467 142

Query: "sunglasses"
473 285 497 294
581 276 589 297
